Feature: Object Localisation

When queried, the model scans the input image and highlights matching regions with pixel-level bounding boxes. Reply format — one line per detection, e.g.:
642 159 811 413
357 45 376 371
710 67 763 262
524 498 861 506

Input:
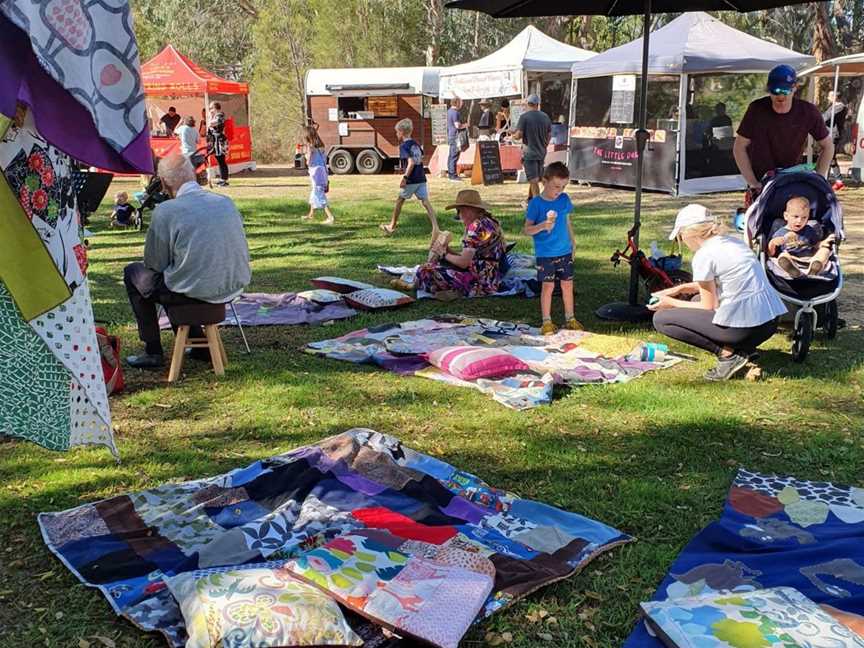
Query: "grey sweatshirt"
144 184 251 303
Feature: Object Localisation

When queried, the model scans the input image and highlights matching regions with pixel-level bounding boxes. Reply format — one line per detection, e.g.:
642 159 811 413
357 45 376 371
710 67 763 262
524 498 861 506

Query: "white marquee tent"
439 25 595 100
569 12 814 195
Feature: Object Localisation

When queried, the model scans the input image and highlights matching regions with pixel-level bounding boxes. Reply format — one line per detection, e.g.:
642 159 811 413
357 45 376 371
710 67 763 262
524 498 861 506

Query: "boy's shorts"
536 254 574 283
399 182 429 201
523 159 544 182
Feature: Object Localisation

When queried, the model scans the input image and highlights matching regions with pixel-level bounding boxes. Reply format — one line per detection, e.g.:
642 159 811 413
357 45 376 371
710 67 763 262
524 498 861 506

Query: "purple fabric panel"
372 353 430 375
440 496 487 524
0 16 152 174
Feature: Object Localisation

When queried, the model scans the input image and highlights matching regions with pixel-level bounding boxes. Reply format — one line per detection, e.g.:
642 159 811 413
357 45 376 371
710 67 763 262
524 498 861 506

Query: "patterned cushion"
311 277 375 294
343 288 414 311
297 289 344 304
165 566 363 648
426 346 529 381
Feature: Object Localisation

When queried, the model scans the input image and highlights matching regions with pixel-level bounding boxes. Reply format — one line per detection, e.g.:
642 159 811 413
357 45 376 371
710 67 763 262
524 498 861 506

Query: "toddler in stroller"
746 170 844 362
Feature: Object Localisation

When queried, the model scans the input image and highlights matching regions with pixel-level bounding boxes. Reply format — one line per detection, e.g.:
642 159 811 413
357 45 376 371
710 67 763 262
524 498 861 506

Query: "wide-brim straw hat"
479 98 492 106
446 189 491 213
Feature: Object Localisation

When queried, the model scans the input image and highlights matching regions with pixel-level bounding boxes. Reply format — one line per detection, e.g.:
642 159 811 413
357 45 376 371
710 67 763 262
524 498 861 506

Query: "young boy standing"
523 162 582 335
380 119 438 238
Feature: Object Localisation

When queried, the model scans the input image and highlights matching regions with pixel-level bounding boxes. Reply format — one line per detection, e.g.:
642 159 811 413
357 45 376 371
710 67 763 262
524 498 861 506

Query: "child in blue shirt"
523 162 582 335
768 195 834 277
380 119 438 239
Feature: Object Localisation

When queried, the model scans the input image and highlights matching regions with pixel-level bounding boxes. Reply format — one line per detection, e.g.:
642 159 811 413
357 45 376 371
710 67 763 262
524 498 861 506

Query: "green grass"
1 175 862 647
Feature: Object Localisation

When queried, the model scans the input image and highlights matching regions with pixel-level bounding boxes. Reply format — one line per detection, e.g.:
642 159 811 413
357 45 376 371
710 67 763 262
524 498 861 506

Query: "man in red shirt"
734 65 832 204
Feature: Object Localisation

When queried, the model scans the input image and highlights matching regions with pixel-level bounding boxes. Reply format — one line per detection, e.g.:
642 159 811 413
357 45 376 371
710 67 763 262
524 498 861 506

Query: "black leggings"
653 308 778 356
215 154 229 181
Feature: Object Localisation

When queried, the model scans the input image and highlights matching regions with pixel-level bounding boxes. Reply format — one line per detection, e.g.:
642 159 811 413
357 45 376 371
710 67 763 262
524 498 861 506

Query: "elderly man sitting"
125 154 251 368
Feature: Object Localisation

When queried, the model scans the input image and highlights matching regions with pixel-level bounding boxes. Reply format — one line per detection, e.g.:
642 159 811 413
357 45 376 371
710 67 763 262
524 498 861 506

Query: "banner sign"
568 126 677 193
150 125 253 166
439 69 521 100
431 104 449 145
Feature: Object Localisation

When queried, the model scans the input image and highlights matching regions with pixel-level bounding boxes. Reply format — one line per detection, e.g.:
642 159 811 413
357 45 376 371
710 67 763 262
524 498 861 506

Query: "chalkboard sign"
471 140 504 186
509 100 527 131
431 104 448 145
610 75 636 124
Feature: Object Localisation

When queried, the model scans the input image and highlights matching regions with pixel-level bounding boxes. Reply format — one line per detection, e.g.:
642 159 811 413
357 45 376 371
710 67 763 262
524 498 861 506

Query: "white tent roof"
305 67 440 96
571 12 814 78
442 25 595 77
801 53 864 77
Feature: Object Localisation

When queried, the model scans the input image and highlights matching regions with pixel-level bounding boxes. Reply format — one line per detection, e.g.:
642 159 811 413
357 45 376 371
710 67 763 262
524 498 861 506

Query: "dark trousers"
447 139 460 179
654 308 778 356
124 262 203 355
215 154 229 181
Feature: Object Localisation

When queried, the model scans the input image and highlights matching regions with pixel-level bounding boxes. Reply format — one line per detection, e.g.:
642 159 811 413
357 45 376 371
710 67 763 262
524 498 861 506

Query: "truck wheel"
329 149 354 175
356 149 383 174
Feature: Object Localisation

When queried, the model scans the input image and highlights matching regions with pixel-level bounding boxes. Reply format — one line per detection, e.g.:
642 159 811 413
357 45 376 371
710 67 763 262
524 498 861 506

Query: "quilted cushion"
165 566 362 648
343 288 414 311
297 289 344 304
311 276 375 294
426 346 529 381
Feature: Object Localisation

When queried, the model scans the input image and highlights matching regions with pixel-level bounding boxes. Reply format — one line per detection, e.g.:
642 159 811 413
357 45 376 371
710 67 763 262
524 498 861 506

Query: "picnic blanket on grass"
306 315 680 410
378 253 539 299
625 468 864 646
39 429 631 648
158 292 357 329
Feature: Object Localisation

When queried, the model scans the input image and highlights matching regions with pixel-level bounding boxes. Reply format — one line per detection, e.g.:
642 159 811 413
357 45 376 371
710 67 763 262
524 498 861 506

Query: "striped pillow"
427 346 529 381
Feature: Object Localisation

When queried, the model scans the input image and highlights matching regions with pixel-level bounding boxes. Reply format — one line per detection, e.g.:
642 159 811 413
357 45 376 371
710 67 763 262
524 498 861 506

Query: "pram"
133 147 210 231
746 170 844 362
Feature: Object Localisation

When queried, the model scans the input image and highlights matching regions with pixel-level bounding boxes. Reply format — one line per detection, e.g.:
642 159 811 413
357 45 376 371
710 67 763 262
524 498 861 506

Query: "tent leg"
628 0 652 305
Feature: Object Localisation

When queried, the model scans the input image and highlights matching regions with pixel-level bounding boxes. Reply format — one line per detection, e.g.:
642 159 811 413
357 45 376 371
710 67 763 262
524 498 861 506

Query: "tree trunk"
813 1 836 62
425 0 445 66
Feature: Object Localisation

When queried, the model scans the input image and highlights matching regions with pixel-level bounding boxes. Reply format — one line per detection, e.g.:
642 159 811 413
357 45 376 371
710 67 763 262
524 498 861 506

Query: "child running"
380 118 438 239
303 126 335 224
523 161 582 335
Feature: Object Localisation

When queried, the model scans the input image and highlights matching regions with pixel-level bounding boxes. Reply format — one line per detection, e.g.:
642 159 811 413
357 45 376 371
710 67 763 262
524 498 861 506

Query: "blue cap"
526 94 540 105
767 64 797 91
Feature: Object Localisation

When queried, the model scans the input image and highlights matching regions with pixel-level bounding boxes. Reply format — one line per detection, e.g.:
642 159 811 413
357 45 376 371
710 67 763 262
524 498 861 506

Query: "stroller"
133 147 210 231
746 170 844 362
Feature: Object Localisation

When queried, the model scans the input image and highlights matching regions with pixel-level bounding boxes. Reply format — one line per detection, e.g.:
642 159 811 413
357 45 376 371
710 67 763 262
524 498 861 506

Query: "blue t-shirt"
773 224 822 257
447 107 460 141
526 193 574 258
399 138 426 184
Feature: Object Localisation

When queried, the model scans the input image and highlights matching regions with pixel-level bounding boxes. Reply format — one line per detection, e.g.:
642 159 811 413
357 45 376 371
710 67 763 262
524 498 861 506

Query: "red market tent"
141 46 255 172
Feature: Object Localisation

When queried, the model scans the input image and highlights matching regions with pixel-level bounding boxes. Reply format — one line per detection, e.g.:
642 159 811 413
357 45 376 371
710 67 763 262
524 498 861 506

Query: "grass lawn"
1 172 862 647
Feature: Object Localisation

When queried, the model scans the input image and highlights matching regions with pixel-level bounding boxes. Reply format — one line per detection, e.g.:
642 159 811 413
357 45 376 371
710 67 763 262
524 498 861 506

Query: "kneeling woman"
650 204 786 381
413 189 506 299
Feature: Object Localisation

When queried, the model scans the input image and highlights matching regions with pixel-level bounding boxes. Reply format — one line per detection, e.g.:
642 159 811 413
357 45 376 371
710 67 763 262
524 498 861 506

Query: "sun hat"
668 204 714 240
767 64 797 93
479 98 492 106
526 94 541 105
445 189 492 213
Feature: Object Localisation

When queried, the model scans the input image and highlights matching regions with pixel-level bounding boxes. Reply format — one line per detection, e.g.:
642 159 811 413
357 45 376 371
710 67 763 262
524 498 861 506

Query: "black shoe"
704 353 749 381
185 348 212 362
126 353 164 368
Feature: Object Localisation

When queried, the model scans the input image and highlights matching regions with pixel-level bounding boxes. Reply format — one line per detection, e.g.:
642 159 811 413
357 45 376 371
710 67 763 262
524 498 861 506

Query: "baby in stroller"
768 195 835 278
747 170 844 361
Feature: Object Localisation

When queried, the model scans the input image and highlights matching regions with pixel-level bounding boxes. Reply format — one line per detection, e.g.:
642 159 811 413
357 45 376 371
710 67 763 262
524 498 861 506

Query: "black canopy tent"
447 0 812 321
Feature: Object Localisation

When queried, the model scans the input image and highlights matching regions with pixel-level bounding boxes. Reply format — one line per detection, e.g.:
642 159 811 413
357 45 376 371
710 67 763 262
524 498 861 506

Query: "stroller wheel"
791 311 814 363
820 300 839 340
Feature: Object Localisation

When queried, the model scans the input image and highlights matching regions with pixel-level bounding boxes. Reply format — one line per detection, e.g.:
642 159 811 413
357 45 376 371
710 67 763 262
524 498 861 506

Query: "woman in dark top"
207 101 230 186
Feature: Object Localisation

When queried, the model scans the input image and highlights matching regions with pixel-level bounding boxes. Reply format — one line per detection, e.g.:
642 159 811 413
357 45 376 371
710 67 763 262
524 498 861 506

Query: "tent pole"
628 0 652 305
829 64 840 134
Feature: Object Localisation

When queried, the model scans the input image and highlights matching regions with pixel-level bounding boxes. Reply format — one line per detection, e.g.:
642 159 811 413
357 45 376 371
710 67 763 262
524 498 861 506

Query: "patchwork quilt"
159 292 357 330
306 315 679 410
39 429 631 648
378 252 540 299
626 469 864 646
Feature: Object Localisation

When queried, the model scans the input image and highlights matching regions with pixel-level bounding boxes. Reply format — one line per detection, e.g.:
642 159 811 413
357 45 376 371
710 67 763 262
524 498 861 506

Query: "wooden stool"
165 302 227 382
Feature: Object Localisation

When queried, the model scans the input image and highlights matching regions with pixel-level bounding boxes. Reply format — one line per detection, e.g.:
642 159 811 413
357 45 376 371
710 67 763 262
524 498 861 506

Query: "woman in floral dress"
414 189 506 298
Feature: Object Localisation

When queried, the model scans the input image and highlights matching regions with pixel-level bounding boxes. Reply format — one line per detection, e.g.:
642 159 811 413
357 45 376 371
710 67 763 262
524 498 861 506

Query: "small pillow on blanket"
311 277 375 294
297 289 345 304
165 566 363 648
344 288 415 311
427 346 529 380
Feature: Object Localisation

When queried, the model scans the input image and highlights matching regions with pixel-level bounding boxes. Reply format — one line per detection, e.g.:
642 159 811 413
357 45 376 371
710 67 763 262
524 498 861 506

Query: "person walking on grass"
511 94 551 206
447 97 464 181
380 119 438 238
523 161 582 336
303 126 335 225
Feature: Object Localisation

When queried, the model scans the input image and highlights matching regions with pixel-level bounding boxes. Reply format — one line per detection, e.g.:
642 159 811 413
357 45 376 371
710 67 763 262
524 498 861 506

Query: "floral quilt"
306 315 679 410
626 469 864 646
39 429 631 647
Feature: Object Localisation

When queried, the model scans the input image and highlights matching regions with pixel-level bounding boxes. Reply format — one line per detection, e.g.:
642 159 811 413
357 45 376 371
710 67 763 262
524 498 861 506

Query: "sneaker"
126 353 164 368
540 321 557 336
704 353 749 381
564 317 584 331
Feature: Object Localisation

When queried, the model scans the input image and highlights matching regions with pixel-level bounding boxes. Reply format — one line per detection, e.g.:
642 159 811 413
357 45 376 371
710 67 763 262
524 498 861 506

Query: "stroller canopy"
746 171 843 243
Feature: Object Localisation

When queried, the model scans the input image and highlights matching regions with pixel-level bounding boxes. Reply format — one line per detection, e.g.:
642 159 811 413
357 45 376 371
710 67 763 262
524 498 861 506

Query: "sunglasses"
769 87 793 96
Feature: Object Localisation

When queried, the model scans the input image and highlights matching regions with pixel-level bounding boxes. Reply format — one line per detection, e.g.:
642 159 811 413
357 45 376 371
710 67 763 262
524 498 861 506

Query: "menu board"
471 140 504 186
431 104 448 145
367 96 398 118
509 100 527 131
610 75 636 124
